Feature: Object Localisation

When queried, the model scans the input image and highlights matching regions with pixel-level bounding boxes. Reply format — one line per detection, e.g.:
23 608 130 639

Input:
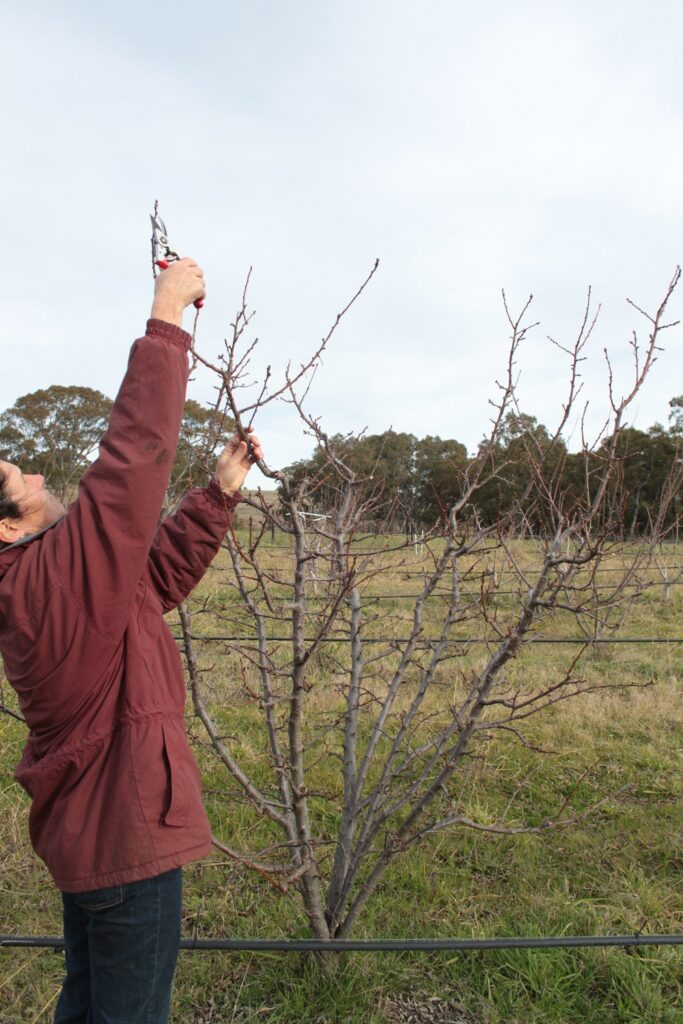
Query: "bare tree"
2 247 675 941
116 266 683 938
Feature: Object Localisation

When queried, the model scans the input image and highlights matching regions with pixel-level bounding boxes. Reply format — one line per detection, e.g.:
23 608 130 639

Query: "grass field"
1 536 681 1023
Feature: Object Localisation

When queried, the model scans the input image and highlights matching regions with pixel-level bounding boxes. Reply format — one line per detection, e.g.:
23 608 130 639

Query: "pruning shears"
150 214 204 309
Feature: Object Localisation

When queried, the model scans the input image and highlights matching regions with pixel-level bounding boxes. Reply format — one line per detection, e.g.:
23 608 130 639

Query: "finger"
227 439 246 458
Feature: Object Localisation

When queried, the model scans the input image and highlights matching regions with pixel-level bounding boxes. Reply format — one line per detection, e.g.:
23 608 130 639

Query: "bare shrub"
177 266 681 940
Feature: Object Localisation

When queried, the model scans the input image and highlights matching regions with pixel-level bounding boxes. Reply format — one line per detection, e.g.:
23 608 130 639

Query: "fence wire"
174 634 683 645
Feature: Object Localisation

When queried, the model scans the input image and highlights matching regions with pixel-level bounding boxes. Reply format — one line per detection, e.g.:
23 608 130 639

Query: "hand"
215 428 263 496
151 258 206 327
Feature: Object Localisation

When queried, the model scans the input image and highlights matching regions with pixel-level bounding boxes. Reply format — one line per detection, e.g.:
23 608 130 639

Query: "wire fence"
174 634 683 645
216 562 683 576
3 542 680 970
210 581 683 602
182 567 683 645
333 583 682 598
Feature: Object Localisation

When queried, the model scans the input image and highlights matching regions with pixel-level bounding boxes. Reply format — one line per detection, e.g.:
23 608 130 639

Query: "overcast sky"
2 1 682 477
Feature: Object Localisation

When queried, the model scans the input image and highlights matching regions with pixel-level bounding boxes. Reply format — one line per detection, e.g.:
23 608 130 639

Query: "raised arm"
41 260 207 635
145 431 263 611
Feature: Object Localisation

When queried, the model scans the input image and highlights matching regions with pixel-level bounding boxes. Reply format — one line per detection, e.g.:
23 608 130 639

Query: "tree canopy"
0 385 113 500
169 399 236 497
0 388 235 503
285 406 682 535
0 383 678 534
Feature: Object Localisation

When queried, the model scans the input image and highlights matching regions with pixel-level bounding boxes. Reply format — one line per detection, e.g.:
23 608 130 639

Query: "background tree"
285 430 417 530
287 409 682 537
170 398 236 497
411 434 468 528
0 389 235 507
599 425 681 536
0 386 112 500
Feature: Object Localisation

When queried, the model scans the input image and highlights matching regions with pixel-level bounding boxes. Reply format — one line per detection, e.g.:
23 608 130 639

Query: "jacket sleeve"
42 319 192 635
144 480 240 612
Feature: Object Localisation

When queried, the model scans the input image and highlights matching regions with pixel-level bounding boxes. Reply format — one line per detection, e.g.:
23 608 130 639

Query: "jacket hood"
0 517 66 582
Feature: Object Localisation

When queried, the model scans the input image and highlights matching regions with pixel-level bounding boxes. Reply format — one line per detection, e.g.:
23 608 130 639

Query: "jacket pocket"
160 721 198 828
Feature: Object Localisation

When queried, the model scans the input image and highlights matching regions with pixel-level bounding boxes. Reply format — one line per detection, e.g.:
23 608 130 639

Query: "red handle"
155 260 204 309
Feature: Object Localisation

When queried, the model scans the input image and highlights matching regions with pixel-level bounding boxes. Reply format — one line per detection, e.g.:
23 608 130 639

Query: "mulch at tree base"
187 991 479 1023
381 993 477 1024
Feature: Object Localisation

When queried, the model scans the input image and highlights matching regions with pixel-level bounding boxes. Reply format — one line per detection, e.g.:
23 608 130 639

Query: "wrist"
214 474 239 497
150 299 184 328
206 476 243 511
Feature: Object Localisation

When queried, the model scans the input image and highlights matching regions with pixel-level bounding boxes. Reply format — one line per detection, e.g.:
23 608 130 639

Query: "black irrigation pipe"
174 635 683 645
2 933 681 953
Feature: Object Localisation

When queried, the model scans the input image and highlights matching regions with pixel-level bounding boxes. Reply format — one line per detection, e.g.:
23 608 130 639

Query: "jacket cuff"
146 319 192 351
206 477 243 512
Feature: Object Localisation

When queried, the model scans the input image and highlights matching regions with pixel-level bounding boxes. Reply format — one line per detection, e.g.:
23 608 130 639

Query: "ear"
0 519 24 544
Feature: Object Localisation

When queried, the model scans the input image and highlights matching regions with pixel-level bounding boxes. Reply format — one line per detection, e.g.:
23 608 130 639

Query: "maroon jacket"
0 320 239 892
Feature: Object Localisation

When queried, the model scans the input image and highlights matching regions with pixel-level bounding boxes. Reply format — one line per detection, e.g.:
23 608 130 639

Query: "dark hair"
0 468 22 521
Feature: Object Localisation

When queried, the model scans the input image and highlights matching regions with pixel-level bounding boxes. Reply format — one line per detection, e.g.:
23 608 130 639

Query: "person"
0 258 263 1023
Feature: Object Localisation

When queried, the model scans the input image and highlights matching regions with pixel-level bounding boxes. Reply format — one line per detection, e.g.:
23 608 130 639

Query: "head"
0 461 66 545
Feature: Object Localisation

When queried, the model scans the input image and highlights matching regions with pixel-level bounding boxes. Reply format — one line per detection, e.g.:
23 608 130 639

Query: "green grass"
1 540 681 1022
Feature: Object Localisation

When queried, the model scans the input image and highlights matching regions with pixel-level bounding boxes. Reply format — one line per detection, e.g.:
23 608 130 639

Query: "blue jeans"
54 867 183 1024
